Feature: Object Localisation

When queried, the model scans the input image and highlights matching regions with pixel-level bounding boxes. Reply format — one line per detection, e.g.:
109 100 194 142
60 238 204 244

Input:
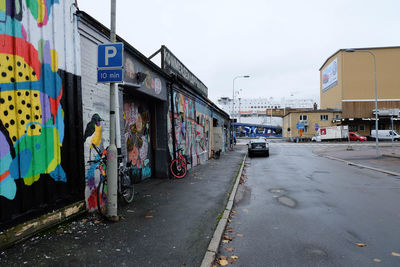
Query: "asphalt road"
218 142 400 266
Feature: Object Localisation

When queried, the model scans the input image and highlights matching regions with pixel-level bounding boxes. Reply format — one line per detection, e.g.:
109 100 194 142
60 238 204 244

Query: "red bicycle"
170 148 187 179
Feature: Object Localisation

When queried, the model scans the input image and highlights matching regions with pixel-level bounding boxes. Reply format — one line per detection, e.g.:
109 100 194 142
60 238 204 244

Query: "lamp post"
232 75 250 119
345 49 379 157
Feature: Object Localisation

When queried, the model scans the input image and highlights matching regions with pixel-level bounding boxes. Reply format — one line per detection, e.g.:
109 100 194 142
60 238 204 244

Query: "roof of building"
319 46 400 71
285 109 341 116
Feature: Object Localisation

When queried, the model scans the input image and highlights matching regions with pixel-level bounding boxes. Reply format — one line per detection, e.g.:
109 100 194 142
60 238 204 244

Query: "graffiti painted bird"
83 113 104 148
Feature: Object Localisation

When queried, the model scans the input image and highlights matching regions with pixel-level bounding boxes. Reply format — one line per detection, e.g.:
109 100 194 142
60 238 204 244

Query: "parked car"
370 130 400 141
349 132 367 142
248 139 269 157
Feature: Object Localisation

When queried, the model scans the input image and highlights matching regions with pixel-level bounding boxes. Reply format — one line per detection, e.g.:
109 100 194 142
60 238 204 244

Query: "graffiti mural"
169 91 208 168
83 113 104 211
0 1 82 226
123 100 152 180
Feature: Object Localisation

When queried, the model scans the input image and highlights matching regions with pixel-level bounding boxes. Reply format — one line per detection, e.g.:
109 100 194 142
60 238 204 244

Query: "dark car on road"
248 138 269 157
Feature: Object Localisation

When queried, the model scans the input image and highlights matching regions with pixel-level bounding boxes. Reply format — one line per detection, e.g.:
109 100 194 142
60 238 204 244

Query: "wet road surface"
218 142 400 266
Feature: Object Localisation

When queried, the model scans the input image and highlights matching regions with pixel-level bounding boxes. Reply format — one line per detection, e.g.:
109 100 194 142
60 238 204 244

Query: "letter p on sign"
105 46 117 66
98 43 123 68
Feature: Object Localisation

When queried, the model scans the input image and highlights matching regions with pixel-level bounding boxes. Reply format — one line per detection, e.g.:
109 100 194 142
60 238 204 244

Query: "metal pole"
371 51 379 158
232 75 250 120
232 78 236 119
391 116 394 154
106 0 119 221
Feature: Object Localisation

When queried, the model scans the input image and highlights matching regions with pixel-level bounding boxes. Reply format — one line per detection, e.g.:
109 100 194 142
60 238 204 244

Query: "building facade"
320 47 400 136
0 0 84 232
282 109 342 140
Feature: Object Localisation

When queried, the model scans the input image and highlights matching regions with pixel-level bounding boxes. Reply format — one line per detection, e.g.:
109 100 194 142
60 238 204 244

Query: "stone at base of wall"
0 201 86 250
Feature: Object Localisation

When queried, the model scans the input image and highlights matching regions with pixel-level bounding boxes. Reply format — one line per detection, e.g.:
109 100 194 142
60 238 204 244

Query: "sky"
77 0 400 104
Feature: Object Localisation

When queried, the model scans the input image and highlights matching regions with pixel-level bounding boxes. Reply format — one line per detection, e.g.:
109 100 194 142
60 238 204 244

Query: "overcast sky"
77 0 400 104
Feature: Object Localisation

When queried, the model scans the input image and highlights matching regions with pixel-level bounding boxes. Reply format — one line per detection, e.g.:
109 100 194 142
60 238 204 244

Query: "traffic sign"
98 69 123 83
98 43 123 68
296 123 305 130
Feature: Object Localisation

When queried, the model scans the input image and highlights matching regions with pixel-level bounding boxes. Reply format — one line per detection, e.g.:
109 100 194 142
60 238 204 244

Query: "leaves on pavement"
225 247 234 252
218 259 229 266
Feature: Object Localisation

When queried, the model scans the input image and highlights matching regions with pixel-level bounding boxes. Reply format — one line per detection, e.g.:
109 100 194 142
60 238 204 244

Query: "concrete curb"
323 155 400 176
200 153 247 267
383 153 400 158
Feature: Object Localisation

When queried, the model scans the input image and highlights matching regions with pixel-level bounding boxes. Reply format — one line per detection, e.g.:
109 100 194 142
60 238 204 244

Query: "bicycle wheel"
120 169 134 203
97 178 108 217
170 159 187 179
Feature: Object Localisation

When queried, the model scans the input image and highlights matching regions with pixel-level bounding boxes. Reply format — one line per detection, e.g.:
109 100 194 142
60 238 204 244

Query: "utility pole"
106 0 119 221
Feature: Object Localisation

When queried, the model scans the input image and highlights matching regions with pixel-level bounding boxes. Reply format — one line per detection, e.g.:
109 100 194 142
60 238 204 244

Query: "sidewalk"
0 147 246 266
314 144 400 175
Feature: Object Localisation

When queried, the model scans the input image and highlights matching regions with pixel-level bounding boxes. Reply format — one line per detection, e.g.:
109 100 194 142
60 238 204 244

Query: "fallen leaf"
392 252 400 257
223 235 234 241
237 233 244 237
190 182 195 184
145 216 153 219
225 247 234 252
94 220 102 224
231 255 239 260
218 259 229 266
356 243 367 247
231 210 238 214
373 258 382 262
242 209 249 213
227 219 232 223
219 256 227 260
222 240 230 243
81 219 88 223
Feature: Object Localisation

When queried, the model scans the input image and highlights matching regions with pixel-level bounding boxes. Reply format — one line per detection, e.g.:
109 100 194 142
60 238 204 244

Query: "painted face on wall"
129 145 139 166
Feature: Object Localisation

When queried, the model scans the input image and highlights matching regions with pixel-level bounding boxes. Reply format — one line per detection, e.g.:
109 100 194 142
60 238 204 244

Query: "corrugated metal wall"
0 0 84 230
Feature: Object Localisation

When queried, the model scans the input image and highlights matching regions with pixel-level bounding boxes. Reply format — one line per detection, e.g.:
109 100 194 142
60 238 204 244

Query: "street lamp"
345 49 379 157
232 75 250 119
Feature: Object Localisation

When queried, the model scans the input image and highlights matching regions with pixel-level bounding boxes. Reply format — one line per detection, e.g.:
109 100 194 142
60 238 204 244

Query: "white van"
370 130 400 141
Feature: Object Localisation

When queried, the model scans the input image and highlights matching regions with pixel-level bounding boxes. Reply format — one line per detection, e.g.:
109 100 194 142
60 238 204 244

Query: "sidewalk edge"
323 155 400 176
200 153 247 267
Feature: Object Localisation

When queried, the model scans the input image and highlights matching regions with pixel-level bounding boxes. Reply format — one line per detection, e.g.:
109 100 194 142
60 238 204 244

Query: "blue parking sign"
98 43 123 68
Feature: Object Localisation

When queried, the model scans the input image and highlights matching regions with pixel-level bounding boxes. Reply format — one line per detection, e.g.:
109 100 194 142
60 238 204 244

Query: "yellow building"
320 47 400 136
283 109 342 140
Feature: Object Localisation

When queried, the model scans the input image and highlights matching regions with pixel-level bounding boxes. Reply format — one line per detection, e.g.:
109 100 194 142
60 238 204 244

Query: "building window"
359 124 365 131
304 126 308 133
335 114 340 119
349 125 357 132
320 115 329 121
300 115 308 120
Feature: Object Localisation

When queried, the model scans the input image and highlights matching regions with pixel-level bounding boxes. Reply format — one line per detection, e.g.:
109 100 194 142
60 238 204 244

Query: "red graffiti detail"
87 189 98 210
0 171 10 183
49 87 63 123
0 35 41 79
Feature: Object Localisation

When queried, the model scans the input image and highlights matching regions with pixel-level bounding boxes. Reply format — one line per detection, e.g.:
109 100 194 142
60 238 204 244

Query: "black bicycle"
88 146 135 217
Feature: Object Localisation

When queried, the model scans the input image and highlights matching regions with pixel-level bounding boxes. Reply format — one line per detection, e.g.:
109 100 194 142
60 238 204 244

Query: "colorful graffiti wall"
123 99 152 180
0 1 83 228
169 91 209 168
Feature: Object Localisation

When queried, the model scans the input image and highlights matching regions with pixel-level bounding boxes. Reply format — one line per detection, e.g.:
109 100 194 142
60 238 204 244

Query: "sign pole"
106 0 119 221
